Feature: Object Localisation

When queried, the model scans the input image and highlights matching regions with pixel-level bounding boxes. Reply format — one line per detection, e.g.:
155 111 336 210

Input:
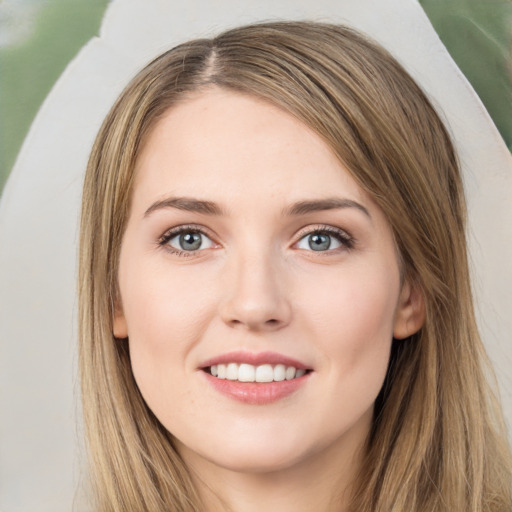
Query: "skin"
114 87 424 512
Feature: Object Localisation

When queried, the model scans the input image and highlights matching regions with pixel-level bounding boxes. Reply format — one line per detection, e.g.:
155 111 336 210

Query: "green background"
0 0 511 194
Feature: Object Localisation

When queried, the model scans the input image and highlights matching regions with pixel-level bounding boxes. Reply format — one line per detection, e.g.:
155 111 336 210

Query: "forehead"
132 87 369 210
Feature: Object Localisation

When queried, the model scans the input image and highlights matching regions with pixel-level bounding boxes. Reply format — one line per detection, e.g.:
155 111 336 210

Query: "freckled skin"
114 88 423 508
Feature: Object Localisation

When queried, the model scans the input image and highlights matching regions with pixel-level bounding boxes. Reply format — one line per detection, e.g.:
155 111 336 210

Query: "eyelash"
158 224 214 257
295 225 355 253
157 224 355 257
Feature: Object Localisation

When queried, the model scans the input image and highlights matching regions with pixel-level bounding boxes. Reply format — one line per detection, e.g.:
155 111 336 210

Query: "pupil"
180 232 202 250
309 233 331 251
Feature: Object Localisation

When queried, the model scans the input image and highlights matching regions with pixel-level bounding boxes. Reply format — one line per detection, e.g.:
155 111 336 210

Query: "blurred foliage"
0 0 109 193
419 0 512 149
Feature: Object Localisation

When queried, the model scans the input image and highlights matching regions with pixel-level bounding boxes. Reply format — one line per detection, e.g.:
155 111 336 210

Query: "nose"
219 249 292 332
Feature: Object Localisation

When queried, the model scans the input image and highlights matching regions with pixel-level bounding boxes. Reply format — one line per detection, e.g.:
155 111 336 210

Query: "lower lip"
203 372 310 405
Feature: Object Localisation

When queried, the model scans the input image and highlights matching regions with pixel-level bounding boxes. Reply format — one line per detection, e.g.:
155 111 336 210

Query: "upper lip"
200 351 311 370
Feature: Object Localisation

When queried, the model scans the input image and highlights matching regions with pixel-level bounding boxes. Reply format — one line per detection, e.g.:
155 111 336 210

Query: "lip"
200 350 311 370
202 371 310 405
199 351 312 405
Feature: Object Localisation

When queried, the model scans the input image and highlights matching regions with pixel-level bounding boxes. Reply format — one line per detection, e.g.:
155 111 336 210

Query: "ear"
113 300 128 339
393 278 425 340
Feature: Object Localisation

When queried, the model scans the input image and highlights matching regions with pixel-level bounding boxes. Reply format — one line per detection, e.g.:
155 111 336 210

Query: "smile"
208 363 307 382
201 351 313 404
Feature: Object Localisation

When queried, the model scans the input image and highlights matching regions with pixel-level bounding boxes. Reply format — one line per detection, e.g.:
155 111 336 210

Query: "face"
114 88 423 477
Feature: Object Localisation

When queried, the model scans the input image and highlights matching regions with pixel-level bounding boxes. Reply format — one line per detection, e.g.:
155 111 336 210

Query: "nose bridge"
220 238 291 331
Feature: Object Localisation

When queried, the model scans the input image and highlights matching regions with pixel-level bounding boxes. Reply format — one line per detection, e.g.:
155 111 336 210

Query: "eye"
159 227 215 254
295 227 353 252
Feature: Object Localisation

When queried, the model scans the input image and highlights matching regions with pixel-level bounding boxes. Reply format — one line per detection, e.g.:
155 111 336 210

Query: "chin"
205 446 306 474
175 426 313 475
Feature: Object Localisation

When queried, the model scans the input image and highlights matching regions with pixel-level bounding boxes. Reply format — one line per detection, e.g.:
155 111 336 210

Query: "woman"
79 21 512 511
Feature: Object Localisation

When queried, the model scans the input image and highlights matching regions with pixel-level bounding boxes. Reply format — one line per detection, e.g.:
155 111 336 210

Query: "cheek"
120 255 214 347
308 262 398 335
122 290 194 424
302 263 399 380
118 257 218 407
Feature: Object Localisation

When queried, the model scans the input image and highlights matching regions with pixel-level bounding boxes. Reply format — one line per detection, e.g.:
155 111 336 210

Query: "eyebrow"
144 197 226 217
144 196 371 219
282 198 371 219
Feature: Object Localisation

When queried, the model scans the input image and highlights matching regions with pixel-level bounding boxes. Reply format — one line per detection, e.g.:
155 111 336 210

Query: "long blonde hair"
79 21 512 511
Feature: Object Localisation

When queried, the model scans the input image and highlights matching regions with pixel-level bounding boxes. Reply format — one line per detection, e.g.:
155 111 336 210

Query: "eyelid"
158 224 220 256
157 223 354 257
293 224 355 251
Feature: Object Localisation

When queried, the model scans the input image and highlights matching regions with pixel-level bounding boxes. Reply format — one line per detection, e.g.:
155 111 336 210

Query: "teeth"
209 363 307 382
255 364 273 382
226 363 238 380
274 364 286 382
285 366 296 380
238 363 255 382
